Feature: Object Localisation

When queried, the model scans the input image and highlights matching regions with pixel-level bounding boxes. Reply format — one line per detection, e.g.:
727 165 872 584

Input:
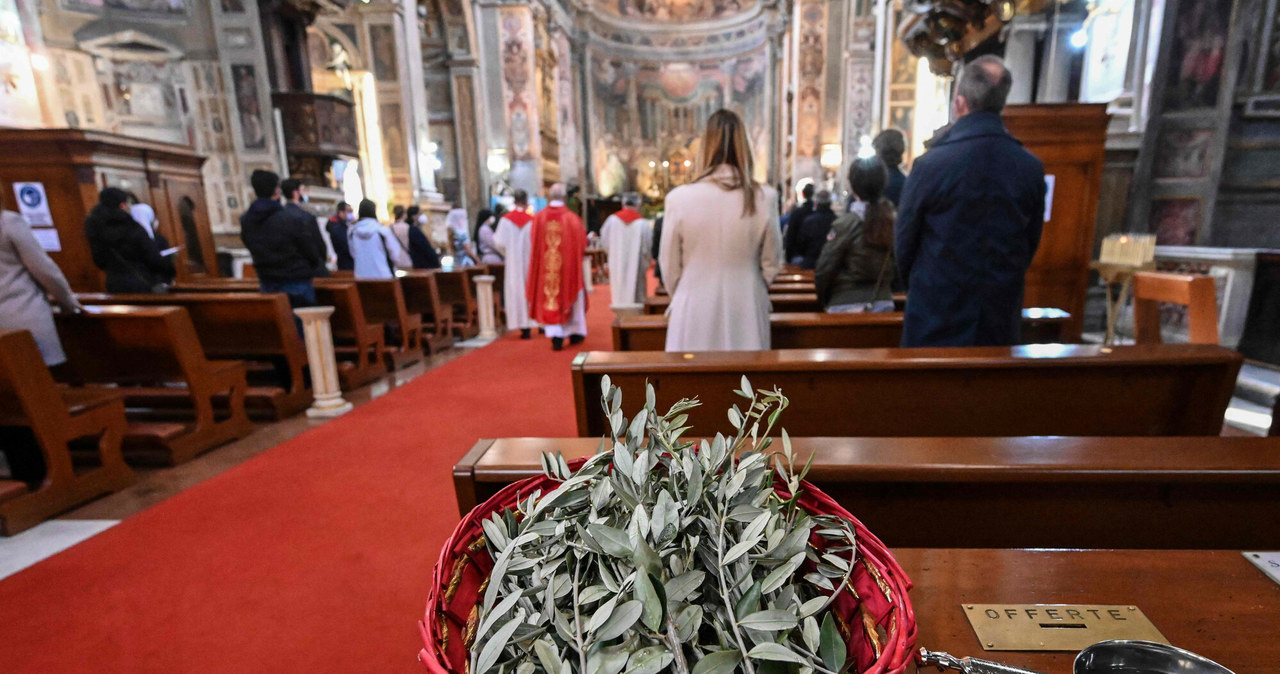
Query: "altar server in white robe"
493 189 538 338
599 192 652 308
659 109 782 352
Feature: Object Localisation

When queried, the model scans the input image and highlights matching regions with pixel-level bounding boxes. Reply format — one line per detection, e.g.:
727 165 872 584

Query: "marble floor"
0 342 482 581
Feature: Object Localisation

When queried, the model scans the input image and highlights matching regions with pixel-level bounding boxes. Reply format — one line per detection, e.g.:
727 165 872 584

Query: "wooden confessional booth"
0 129 220 292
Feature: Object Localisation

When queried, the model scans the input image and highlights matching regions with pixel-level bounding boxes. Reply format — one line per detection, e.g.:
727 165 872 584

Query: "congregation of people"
0 55 1044 369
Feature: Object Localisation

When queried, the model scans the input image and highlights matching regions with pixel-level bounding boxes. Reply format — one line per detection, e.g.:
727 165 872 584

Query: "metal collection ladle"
919 640 1236 674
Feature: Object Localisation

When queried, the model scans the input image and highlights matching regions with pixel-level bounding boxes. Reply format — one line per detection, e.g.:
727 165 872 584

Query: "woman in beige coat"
659 109 782 351
0 209 81 365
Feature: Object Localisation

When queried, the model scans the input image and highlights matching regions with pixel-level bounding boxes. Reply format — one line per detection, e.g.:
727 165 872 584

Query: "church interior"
0 0 1279 671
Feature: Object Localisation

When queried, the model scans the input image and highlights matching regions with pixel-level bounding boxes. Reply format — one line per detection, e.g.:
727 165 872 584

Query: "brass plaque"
963 604 1169 651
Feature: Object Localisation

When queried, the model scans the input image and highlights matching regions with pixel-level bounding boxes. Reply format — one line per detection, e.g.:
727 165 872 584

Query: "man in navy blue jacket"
895 55 1046 347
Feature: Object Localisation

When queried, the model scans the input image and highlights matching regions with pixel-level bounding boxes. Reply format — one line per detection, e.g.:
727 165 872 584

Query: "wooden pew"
572 344 1241 437
78 293 312 420
654 281 816 297
453 435 1280 549
318 278 423 370
0 330 135 535
312 283 388 389
171 281 386 391
434 269 480 339
55 306 254 465
399 272 455 354
905 548 1275 674
1133 271 1221 345
644 293 822 314
614 309 1072 350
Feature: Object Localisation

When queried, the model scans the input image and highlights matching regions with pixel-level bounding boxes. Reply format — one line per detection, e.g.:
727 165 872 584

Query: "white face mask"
417 214 427 224
346 212 356 222
300 194 310 203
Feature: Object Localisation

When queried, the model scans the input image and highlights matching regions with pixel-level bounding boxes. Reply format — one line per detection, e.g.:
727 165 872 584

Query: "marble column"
294 307 354 418
474 274 498 339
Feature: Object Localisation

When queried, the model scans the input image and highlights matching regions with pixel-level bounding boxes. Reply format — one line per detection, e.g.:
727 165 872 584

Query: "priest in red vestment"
526 183 589 350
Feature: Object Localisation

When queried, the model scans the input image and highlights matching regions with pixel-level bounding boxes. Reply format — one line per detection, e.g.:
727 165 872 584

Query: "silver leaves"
470 381 858 674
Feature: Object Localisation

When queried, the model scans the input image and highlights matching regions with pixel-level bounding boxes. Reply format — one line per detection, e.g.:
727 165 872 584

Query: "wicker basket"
420 457 918 674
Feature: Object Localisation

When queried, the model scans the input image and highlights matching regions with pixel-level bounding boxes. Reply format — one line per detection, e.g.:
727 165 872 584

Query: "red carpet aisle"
0 287 617 673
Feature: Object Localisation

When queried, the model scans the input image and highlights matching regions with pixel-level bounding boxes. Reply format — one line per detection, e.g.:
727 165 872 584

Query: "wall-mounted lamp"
819 144 843 171
487 148 510 175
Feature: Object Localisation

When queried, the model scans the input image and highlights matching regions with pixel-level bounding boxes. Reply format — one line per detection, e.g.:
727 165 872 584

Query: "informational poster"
13 182 53 227
31 228 61 251
1044 174 1056 222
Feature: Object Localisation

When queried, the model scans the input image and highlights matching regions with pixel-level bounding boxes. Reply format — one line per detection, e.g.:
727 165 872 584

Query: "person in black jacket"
782 182 815 260
790 189 836 270
327 201 355 271
85 187 175 293
896 56 1045 347
240 170 322 307
394 205 441 270
279 178 328 278
873 129 908 206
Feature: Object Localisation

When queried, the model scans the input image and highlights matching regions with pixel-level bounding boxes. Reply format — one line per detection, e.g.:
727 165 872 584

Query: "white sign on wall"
13 182 53 227
1044 174 1056 222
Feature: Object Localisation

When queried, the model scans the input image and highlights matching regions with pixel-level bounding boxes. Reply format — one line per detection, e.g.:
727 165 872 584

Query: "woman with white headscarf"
128 201 176 285
446 207 477 267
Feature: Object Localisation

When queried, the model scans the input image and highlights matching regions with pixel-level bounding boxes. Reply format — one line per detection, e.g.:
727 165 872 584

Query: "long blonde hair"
694 109 758 216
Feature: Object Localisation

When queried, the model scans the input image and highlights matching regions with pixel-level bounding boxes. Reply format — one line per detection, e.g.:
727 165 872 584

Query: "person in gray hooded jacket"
348 199 409 279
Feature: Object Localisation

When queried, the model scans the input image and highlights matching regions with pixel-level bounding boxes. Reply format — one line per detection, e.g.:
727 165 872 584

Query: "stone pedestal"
475 275 498 339
294 306 354 418
584 255 594 294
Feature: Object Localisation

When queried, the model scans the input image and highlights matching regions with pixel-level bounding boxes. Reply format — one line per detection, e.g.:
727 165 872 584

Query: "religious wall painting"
794 0 826 164
892 41 918 86
380 102 408 170
1264 5 1280 90
369 24 398 82
1163 0 1231 111
230 64 266 150
498 7 539 165
588 45 770 195
596 0 755 22
1153 128 1213 179
889 106 914 149
62 0 186 14
1151 197 1202 245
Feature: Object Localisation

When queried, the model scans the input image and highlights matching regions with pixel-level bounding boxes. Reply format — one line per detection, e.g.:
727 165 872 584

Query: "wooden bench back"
572 344 1241 437
328 278 409 328
312 282 374 339
454 435 1280 549
56 306 210 384
0 330 72 434
1133 271 1220 345
614 309 1072 350
434 270 476 312
644 293 821 314
399 272 444 318
78 293 303 360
